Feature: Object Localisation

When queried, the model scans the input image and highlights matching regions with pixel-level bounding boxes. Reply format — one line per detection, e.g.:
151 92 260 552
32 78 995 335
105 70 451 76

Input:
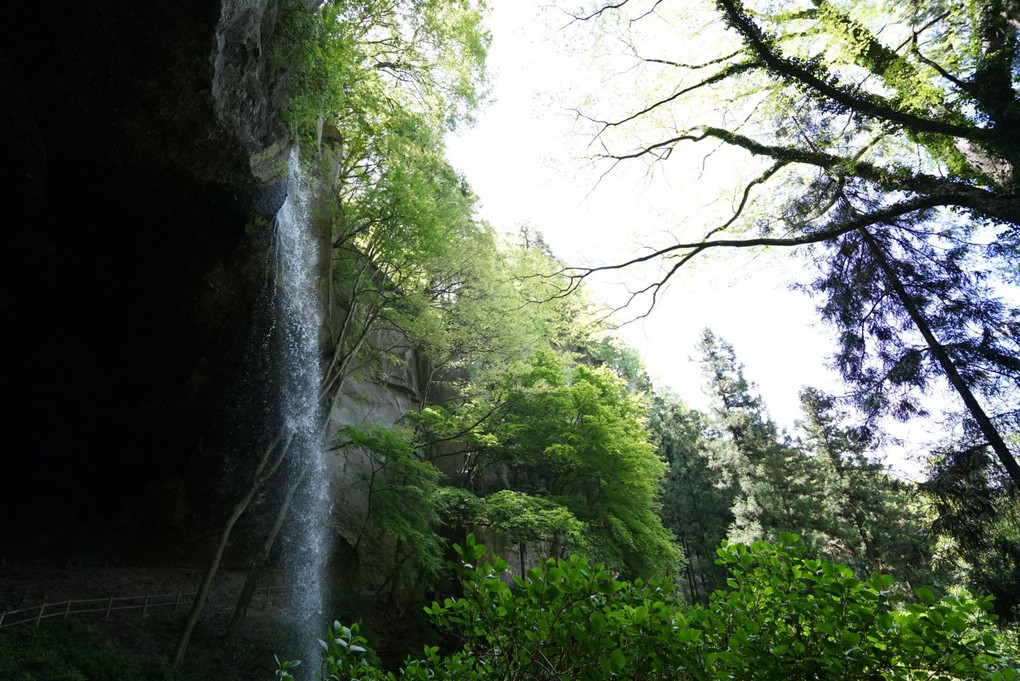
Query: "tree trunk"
679 530 698 602
224 465 307 648
171 430 293 669
859 228 1020 485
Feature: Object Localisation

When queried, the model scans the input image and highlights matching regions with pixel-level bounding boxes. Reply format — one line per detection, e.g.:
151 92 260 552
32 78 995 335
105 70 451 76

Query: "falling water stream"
273 150 329 670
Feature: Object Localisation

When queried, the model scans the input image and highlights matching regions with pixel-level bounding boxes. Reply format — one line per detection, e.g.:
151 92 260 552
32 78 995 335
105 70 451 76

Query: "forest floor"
0 562 302 680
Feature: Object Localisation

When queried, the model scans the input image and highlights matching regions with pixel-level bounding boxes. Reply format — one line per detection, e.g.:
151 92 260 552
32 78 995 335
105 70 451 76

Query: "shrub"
280 535 1019 680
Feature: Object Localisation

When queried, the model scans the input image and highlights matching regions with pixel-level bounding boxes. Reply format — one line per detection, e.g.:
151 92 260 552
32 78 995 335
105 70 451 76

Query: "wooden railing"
0 585 295 629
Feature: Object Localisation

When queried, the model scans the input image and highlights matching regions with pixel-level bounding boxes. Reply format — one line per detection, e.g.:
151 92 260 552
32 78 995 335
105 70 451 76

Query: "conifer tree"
697 330 832 551
925 443 1020 622
651 396 734 601
797 387 944 589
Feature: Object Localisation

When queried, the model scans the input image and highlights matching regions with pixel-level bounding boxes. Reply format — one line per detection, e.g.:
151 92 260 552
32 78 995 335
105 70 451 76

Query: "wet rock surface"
0 0 291 562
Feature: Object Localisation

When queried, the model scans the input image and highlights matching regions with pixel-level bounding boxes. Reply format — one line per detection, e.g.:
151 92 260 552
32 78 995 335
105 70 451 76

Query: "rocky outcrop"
0 0 293 561
213 0 292 185
326 325 430 570
0 0 436 576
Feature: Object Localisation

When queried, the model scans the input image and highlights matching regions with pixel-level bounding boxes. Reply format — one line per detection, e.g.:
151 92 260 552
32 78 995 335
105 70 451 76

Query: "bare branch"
417 400 510 450
910 39 972 96
555 194 953 312
567 0 634 23
598 124 1020 222
639 48 745 70
589 60 761 133
561 0 666 38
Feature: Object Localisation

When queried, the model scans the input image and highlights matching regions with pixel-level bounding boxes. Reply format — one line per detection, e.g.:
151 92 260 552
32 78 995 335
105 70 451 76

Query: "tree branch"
557 194 948 321
715 0 984 141
587 61 761 135
600 125 1020 222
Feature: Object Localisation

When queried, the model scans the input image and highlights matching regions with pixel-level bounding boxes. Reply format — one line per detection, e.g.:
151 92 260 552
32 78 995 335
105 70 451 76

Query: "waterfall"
273 150 329 668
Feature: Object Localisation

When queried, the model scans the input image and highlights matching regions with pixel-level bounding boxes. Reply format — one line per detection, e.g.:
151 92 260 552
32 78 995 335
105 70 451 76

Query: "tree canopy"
564 0 1020 484
416 348 681 578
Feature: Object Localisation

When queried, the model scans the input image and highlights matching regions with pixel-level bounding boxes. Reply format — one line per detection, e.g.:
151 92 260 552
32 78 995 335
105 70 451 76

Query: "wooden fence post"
35 603 45 627
142 595 150 618
105 597 113 619
63 601 71 620
0 610 6 627
174 591 182 612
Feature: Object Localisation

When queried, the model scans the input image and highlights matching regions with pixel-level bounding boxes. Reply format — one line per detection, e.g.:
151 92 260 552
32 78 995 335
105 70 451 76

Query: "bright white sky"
445 0 931 478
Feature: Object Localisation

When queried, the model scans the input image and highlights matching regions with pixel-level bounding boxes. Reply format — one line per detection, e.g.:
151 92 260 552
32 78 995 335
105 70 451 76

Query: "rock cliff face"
0 0 285 560
326 325 430 582
0 0 424 569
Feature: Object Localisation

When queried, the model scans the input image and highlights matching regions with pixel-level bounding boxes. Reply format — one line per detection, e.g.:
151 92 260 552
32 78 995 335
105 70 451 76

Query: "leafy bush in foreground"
280 535 1018 680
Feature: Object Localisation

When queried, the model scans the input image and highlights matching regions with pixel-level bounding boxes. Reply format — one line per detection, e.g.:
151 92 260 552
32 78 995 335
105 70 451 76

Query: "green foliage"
334 425 447 588
697 329 835 550
276 621 380 681
431 486 485 529
423 536 686 681
479 490 589 555
422 232 592 386
583 336 654 393
925 445 1020 622
0 621 178 681
279 0 495 414
283 536 1018 680
420 350 681 577
278 0 676 602
274 655 300 681
318 116 486 402
324 226 621 589
701 537 1013 680
286 0 489 131
662 331 945 598
651 394 736 601
290 0 671 594
797 386 946 589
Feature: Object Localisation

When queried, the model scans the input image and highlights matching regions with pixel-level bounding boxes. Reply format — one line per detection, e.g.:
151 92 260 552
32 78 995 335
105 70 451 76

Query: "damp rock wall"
0 0 291 561
0 0 436 579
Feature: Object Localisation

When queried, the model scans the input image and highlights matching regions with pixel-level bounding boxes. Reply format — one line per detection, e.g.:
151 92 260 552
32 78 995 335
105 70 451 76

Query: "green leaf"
610 648 626 672
840 631 861 648
914 586 937 606
778 532 802 545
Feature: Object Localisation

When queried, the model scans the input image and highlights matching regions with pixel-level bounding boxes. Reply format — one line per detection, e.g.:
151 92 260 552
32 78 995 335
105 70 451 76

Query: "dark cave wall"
0 0 292 560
